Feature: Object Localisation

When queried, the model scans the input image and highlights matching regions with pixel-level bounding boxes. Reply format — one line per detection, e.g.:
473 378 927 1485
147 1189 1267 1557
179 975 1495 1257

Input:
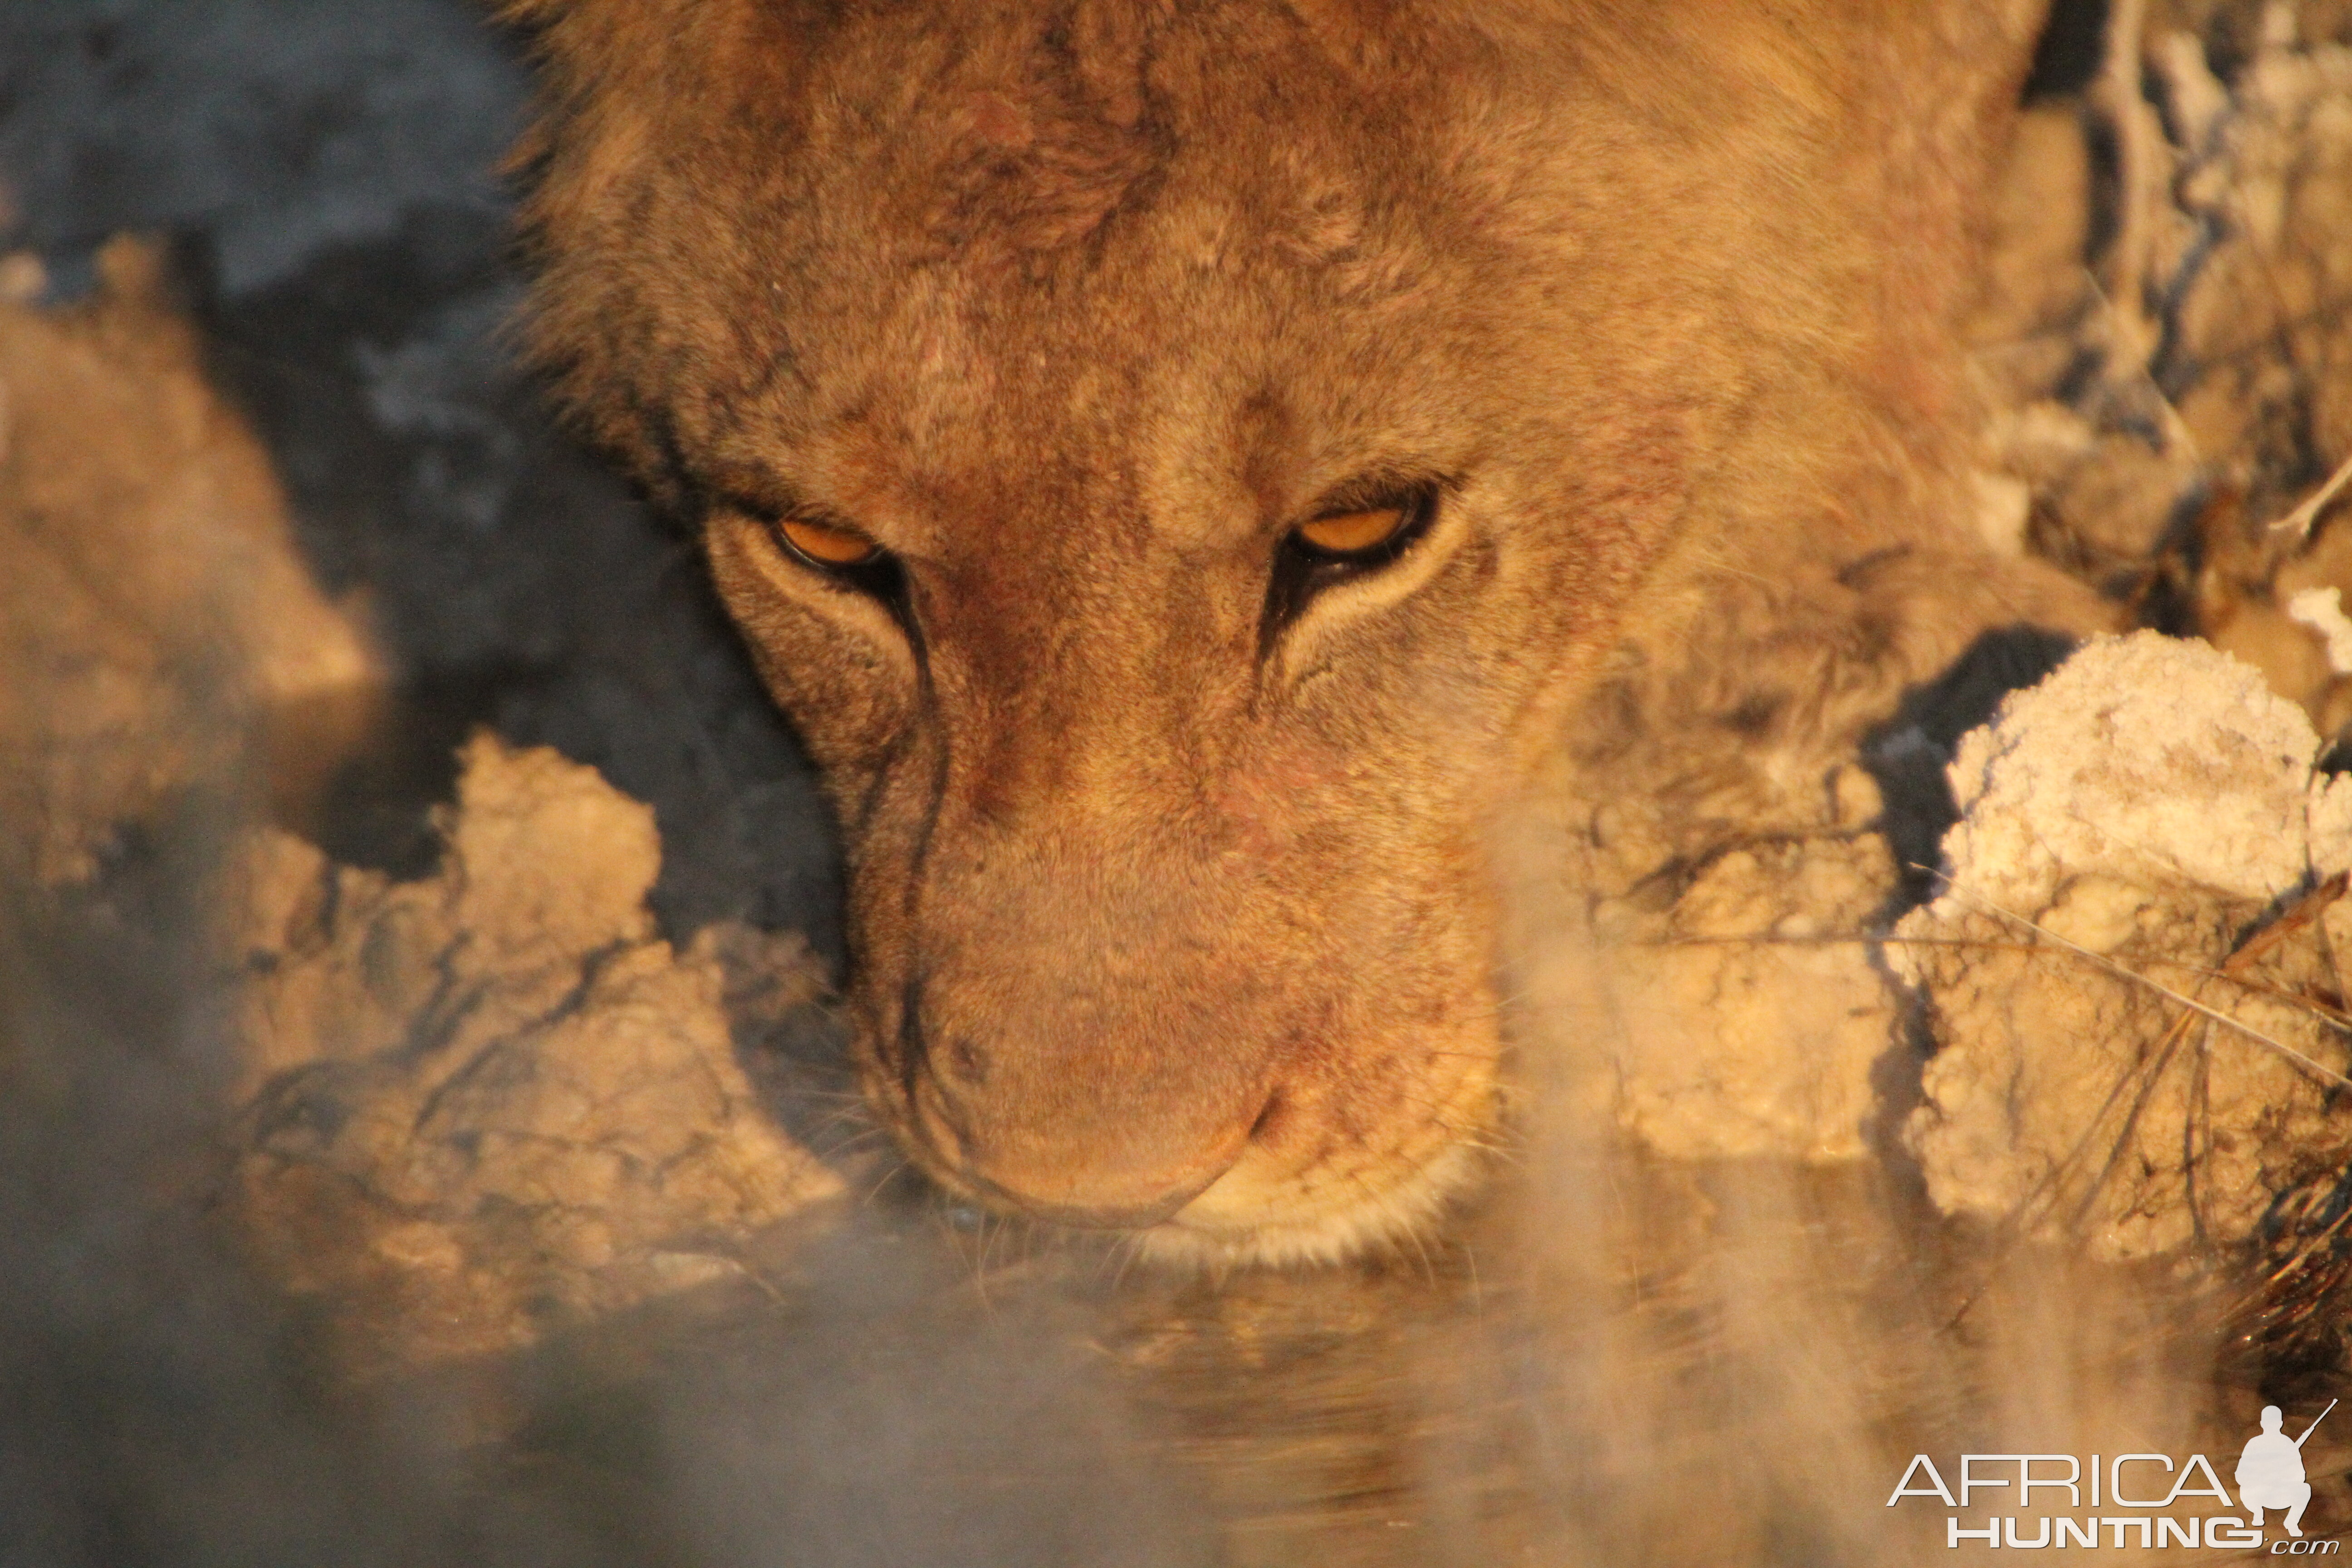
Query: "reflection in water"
464 1129 2248 1567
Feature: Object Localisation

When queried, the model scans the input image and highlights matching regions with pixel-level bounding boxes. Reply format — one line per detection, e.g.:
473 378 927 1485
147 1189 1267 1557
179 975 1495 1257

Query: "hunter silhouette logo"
1886 1404 2339 1550
2241 1401 2334 1539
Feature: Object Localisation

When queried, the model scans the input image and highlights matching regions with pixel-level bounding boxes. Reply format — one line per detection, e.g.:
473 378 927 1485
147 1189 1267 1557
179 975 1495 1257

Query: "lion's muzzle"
868 835 1294 1228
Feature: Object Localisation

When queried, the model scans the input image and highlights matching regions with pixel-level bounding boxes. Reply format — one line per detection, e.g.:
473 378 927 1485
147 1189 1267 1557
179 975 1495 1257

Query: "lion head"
501 0 2052 1263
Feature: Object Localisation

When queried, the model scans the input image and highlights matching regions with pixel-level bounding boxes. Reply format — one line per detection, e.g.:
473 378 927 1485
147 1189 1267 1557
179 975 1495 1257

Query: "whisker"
860 1155 910 1208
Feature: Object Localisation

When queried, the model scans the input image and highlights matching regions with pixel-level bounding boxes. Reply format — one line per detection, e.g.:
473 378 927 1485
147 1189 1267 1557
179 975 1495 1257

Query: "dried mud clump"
1544 724 1905 1166
0 236 378 887
1897 632 2352 1262
0 233 845 1377
1592 823 1900 1165
227 734 841 1370
1534 576 2080 1167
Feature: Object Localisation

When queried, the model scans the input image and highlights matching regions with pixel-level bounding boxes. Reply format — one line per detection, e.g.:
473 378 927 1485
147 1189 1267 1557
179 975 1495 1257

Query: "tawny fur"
498 0 2110 1265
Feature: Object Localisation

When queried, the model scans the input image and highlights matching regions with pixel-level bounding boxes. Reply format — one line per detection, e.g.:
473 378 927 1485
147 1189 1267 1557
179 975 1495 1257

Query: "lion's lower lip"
900 1067 1272 1230
957 1166 1222 1230
929 1116 1256 1230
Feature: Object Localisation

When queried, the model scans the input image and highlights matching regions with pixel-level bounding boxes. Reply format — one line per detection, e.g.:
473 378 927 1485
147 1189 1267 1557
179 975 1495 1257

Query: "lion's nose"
907 1073 1257 1229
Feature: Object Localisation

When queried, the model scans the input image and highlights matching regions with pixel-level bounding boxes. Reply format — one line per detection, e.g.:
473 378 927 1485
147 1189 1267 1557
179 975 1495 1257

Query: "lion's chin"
1124 1140 1490 1271
874 1050 1503 1269
900 1135 1491 1271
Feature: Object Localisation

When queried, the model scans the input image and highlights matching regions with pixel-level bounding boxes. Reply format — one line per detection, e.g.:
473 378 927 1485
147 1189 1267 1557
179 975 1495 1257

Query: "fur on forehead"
498 0 1526 491
500 0 2045 507
500 0 1527 249
854 3 1171 261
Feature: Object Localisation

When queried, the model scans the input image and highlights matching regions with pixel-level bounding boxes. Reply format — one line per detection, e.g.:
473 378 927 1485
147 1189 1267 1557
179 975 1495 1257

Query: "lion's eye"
1259 482 1442 655
1294 505 1410 557
776 515 883 568
740 500 918 636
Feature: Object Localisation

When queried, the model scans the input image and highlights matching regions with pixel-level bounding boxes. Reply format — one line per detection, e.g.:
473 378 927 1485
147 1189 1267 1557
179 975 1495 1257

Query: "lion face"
505 0 2045 1261
705 434 1529 1265
694 229 1559 1264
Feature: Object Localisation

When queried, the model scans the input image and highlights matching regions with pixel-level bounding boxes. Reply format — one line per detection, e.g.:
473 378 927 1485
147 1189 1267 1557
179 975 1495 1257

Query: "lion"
498 0 2108 1265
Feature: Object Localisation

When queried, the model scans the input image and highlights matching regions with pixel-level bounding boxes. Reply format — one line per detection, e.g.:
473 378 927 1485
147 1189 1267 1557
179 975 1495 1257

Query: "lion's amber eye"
1295 506 1409 556
1259 483 1440 652
776 515 882 568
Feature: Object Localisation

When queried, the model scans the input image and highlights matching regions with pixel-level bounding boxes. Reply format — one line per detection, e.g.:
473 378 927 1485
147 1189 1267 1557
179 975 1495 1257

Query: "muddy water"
446 1131 2296 1568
